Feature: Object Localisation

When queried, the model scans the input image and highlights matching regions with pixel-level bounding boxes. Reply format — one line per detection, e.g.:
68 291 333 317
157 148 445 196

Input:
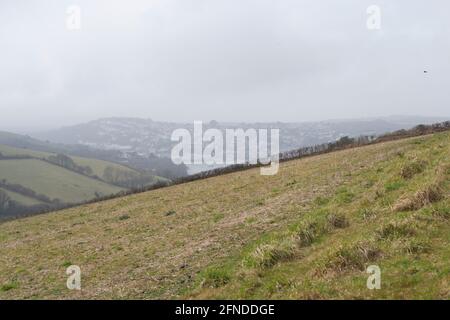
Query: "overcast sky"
0 0 449 131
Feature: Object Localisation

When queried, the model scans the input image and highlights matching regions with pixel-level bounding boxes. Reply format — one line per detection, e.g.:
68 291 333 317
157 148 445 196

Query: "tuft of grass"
200 266 232 288
376 221 416 240
0 282 18 292
431 203 450 220
246 239 296 269
393 183 444 212
400 159 427 179
62 261 72 268
327 213 349 229
401 239 431 255
164 210 176 216
118 214 130 221
295 220 326 247
359 208 378 220
324 240 382 273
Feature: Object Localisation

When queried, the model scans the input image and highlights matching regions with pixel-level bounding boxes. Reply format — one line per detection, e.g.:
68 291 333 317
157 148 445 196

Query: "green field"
0 159 124 203
0 132 448 299
0 143 168 211
0 144 139 178
0 144 50 159
0 188 44 206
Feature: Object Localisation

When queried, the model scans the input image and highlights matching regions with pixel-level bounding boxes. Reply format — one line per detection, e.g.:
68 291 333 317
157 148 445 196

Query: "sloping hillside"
0 130 188 179
0 159 124 203
0 132 448 299
0 143 169 218
0 143 137 178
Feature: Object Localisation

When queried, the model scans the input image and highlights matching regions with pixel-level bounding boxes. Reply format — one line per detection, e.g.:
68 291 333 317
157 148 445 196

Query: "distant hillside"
32 116 448 174
0 130 448 299
0 131 188 179
0 142 169 219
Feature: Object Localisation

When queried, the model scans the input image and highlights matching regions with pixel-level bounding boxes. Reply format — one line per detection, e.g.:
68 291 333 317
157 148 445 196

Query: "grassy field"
0 143 167 210
0 188 44 206
0 159 124 203
0 144 51 159
0 132 448 299
0 144 139 178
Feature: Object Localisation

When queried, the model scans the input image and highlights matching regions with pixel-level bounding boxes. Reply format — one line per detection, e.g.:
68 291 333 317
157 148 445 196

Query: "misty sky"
1 0 449 131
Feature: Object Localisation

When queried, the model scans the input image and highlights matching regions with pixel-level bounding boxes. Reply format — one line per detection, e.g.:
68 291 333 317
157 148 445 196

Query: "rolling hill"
32 116 448 174
0 130 448 299
0 143 138 179
0 130 188 179
0 159 124 203
0 143 169 219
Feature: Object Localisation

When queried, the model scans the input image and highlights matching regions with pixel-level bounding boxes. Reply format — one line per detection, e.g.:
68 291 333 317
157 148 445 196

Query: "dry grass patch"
323 240 382 273
393 183 444 212
400 159 427 179
295 221 326 247
431 204 450 220
327 213 349 229
376 221 417 241
246 238 297 269
400 239 431 255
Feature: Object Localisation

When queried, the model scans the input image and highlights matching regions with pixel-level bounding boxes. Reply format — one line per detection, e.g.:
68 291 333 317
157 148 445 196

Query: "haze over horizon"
1 0 449 131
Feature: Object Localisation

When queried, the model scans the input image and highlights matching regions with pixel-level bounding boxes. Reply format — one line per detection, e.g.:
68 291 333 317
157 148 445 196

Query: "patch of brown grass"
393 183 444 212
249 239 297 269
323 240 382 273
376 221 417 240
327 213 350 229
295 221 325 247
400 159 427 179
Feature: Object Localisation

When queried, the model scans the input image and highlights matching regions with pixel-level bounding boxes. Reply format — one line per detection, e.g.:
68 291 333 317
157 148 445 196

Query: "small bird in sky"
424 70 428 73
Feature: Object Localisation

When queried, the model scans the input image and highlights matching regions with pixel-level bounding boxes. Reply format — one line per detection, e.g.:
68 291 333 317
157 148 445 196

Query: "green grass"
0 143 139 178
71 156 138 178
0 187 44 206
0 144 51 159
0 132 449 299
0 282 18 292
0 159 124 203
0 143 169 210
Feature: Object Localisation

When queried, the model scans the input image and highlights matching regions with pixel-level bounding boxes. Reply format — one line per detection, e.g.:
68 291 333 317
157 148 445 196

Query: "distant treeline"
0 180 61 204
46 153 94 176
0 189 65 219
2 121 449 222
101 165 157 189
52 147 188 179
0 153 33 160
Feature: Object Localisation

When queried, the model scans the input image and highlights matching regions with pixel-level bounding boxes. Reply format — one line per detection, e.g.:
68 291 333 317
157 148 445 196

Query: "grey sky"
0 0 449 131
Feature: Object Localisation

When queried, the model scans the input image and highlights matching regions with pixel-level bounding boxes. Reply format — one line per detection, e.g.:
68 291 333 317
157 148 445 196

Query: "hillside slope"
0 130 188 179
0 143 170 218
0 159 124 204
0 132 448 299
0 143 138 178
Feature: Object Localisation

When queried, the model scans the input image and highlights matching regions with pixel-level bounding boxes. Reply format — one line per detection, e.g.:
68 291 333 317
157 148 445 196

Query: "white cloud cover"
0 0 449 131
